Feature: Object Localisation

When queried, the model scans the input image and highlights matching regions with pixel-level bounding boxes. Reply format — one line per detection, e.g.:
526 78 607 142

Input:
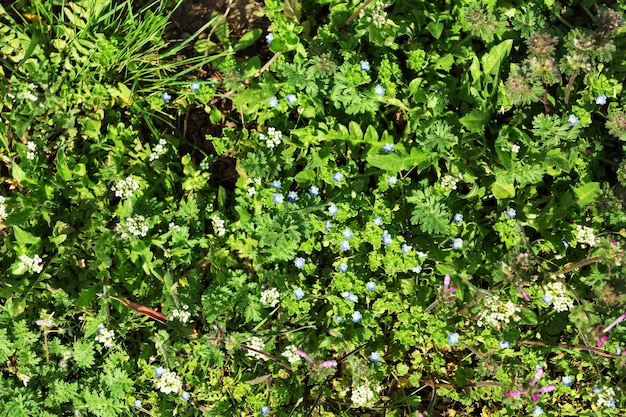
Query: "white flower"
247 187 257 196
211 215 226 236
351 383 374 406
260 288 281 307
171 305 191 324
36 312 55 328
476 295 521 330
542 281 574 312
282 345 301 364
117 215 150 239
149 138 168 162
95 324 115 347
19 254 44 274
111 176 140 198
154 369 183 394
0 195 8 221
511 144 520 153
247 337 268 361
18 373 30 387
593 386 616 408
574 225 598 248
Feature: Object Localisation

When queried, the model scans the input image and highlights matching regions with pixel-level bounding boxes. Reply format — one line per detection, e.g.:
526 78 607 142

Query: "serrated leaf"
573 182 599 208
366 150 432 174
460 109 490 133
73 340 96 368
13 226 41 245
491 180 515 200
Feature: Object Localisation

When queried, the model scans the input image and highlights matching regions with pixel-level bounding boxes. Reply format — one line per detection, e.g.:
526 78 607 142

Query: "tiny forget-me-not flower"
286 94 297 105
382 230 392 246
366 281 377 291
402 244 412 254
269 96 278 107
375 84 385 96
338 262 348 273
352 311 363 322
369 351 381 362
343 228 354 239
382 143 394 152
309 185 319 196
294 257 305 269
287 191 298 202
452 238 463 249
360 60 370 71
596 94 607 105
340 240 351 251
329 203 338 216
505 207 516 219
568 114 579 126
448 333 460 345
161 92 171 103
273 193 284 204
332 172 343 182
293 288 305 300
453 213 463 224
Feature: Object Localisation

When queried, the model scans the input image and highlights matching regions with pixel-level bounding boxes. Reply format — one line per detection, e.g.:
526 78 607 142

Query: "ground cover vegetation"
1 0 625 415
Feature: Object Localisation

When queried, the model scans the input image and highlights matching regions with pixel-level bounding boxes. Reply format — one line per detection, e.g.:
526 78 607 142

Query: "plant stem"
564 73 577 106
343 0 373 29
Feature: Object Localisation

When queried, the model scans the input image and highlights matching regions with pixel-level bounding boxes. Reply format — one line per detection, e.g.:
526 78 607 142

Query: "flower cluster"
260 287 281 307
170 304 191 323
111 176 140 198
247 336 268 361
282 345 301 364
592 385 616 409
370 1 387 27
476 295 521 330
149 138 168 162
541 281 574 312
154 368 183 394
440 174 461 190
0 195 7 221
18 254 44 274
115 215 150 239
351 383 374 406
574 225 598 248
211 215 226 236
26 141 37 160
95 324 115 347
260 127 282 148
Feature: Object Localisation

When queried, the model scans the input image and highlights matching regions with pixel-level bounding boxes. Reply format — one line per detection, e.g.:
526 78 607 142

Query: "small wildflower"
26 141 36 160
95 324 115 347
511 144 520 153
265 30 274 44
401 244 412 254
149 138 168 162
360 60 370 71
18 373 30 387
320 360 337 368
352 311 363 322
505 207 516 219
269 96 278 107
171 304 191 323
154 367 166 378
595 94 607 105
190 83 200 91
340 240 351 251
260 288 281 307
273 193 284 204
375 84 386 96
386 176 396 185
0 195 8 221
447 332 460 345
602 312 626 333
616 346 622 356
382 143 394 152
453 213 463 224
211 215 226 236
294 257 305 269
452 238 463 249
161 92 172 103
562 376 573 387
270 181 281 189
366 281 377 291
261 405 270 416
309 185 319 196
443 274 451 292
293 288 305 300
477 295 521 329
568 114 579 127
111 176 140 198
338 262 348 273
332 172 344 182
282 345 301 364
287 191 298 202
574 224 598 248
343 228 354 239
336 316 344 323
541 282 574 312
499 340 511 349
369 351 381 362
373 216 383 225
328 203 338 216
325 221 333 231
562 238 570 249
351 383 374 406
286 94 297 105
413 265 422 273
134 400 142 409
247 187 256 196
343 291 358 303
382 230 392 246
181 392 190 402
36 312 55 328
532 406 543 416
247 337 268 361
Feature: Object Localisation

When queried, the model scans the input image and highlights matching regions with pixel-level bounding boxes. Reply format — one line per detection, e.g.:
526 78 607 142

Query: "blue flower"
369 351 381 362
343 291 358 303
360 60 370 71
161 92 172 103
595 94 607 105
340 240 351 251
375 84 386 96
190 83 200 91
542 294 553 305
562 376 573 387
325 221 333 231
293 288 305 300
453 213 463 224
382 143 394 153
402 244 412 254
286 94 297 105
562 238 570 249
260 405 270 416
269 96 278 107
448 333 460 345
616 346 622 356
287 191 298 202
309 185 319 196
499 340 510 349
329 204 338 216
336 316 344 323
373 216 383 225
568 114 579 127
412 265 422 273
332 172 343 182
134 400 142 409
352 311 363 322
338 262 348 273
154 367 165 377
271 180 281 189
366 281 377 291
273 193 284 204
532 406 543 416
452 238 463 249
294 257 305 269
343 228 354 239
387 176 397 185
265 31 274 44
181 392 190 402
505 207 516 219
382 230 392 246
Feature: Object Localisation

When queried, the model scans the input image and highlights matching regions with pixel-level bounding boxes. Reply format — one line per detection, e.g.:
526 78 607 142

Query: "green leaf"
460 109 490 134
13 226 41 245
573 182 599 208
426 21 444 39
234 29 262 51
491 179 515 200
481 39 513 76
72 340 96 369
366 149 433 174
